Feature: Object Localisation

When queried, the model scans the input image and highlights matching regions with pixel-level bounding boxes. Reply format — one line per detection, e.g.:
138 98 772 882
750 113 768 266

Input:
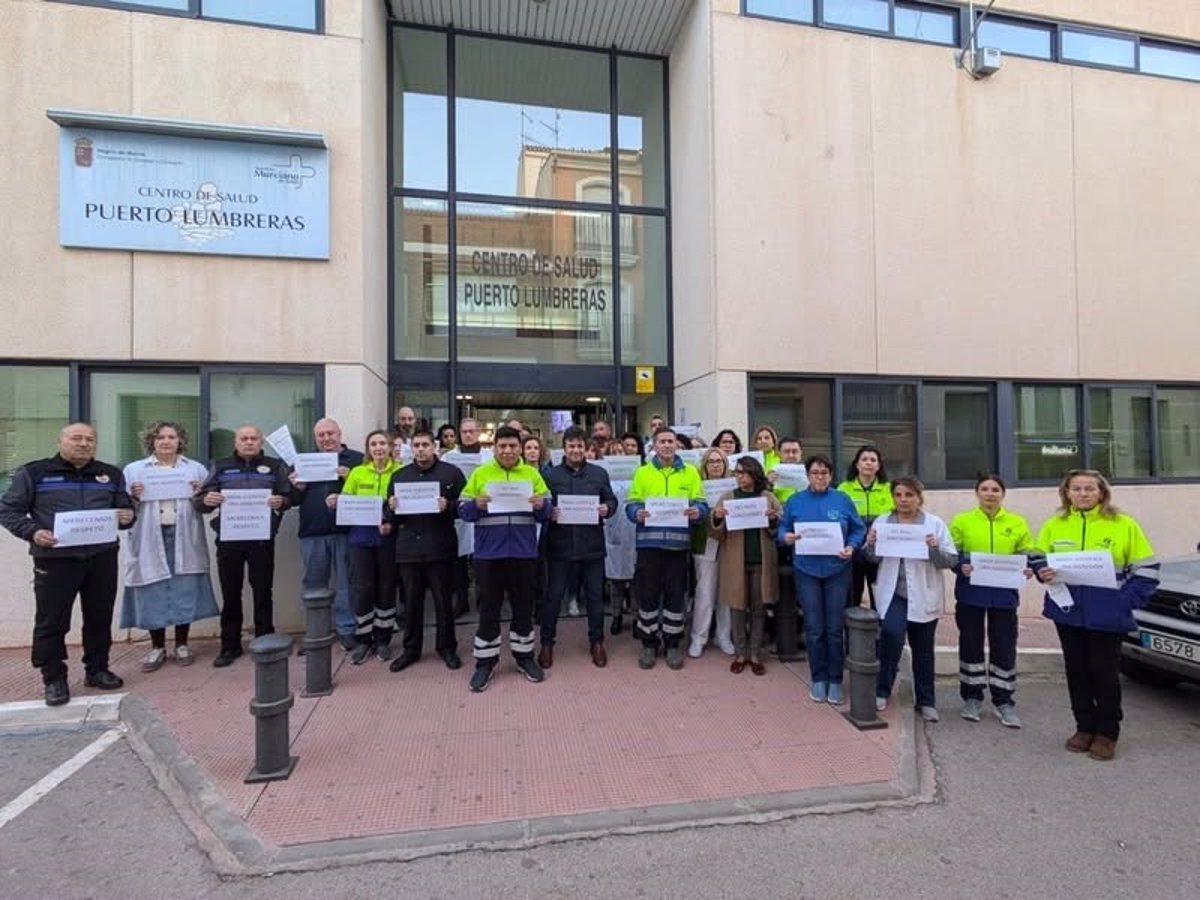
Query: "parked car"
1120 553 1200 686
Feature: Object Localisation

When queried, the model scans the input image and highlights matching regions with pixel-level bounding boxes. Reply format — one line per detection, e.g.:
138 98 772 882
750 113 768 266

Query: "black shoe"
350 643 373 665
338 634 357 651
84 670 125 690
468 663 496 693
610 612 623 636
388 652 419 673
375 642 394 662
212 647 243 668
438 648 463 670
44 679 70 707
515 656 545 684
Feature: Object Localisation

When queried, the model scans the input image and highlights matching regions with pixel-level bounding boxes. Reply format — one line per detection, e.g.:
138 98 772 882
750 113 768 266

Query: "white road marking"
0 728 123 830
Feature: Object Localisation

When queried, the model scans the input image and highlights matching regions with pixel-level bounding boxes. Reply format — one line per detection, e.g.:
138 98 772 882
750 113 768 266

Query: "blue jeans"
299 534 355 637
541 558 606 646
796 567 852 685
877 594 938 708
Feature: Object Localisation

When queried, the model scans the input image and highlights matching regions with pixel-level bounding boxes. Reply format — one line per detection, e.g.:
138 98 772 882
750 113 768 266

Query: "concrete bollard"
244 633 298 783
842 606 887 731
301 587 336 698
772 563 804 661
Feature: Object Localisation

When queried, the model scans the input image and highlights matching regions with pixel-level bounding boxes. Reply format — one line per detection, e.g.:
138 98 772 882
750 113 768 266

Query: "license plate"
1140 631 1200 662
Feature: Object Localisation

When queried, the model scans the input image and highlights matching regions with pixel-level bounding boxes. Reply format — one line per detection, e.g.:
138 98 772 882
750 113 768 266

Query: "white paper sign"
556 494 601 526
793 521 844 555
1047 551 1118 589
702 477 737 508
677 449 702 468
724 496 769 531
52 509 118 547
264 425 297 466
874 522 930 559
455 519 474 557
727 450 765 469
219 489 272 541
443 451 483 481
773 463 809 492
610 480 631 504
486 480 533 514
293 452 339 483
394 482 441 515
335 495 382 526
669 423 701 439
969 553 1029 590
137 469 194 502
645 496 689 529
598 455 639 481
550 449 565 466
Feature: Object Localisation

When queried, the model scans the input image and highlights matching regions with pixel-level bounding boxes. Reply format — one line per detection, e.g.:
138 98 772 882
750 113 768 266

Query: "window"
0 366 70 491
1158 388 1200 477
1061 29 1136 70
750 380 833 460
1140 42 1200 81
621 215 668 367
87 371 201 467
393 28 447 191
823 0 889 34
1015 385 1081 480
209 373 316 462
745 0 814 25
393 197 450 361
975 16 1054 60
895 3 957 46
921 383 995 482
841 382 916 478
618 56 667 208
1088 387 1152 479
200 0 318 31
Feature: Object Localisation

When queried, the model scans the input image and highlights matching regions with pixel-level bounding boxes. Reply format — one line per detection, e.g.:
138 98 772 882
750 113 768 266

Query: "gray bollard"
772 563 804 661
301 587 336 697
245 633 297 783
842 606 888 731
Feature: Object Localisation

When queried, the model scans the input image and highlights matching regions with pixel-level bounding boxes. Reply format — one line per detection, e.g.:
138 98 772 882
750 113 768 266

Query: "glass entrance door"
454 391 612 447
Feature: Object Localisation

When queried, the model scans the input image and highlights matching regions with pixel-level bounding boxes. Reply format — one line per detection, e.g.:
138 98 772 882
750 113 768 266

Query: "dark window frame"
47 0 324 34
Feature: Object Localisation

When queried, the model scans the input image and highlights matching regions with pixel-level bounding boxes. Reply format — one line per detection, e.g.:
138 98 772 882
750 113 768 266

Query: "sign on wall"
58 127 329 260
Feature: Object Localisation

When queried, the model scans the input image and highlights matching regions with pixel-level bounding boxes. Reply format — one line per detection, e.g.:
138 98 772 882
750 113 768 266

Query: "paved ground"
1 679 1196 899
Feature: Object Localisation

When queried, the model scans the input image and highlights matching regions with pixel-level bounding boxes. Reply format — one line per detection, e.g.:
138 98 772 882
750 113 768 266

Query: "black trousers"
349 542 398 646
216 540 276 651
1056 624 1125 740
634 548 689 649
473 557 536 664
31 549 119 682
956 604 1018 706
399 560 456 656
849 554 878 609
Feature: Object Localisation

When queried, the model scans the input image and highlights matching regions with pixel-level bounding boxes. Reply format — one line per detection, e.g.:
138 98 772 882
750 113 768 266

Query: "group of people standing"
0 415 1159 760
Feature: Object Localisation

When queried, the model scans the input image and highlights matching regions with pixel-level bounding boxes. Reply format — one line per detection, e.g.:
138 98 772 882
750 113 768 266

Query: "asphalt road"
1 678 1197 900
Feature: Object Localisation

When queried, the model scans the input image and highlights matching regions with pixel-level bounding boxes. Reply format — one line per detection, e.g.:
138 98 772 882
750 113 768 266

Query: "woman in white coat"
689 447 735 657
121 422 218 671
864 476 957 721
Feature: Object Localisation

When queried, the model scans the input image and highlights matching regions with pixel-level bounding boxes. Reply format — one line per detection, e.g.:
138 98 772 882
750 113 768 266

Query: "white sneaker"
142 647 167 672
567 599 581 617
919 705 940 723
717 641 736 656
875 696 888 712
687 641 704 659
174 645 195 667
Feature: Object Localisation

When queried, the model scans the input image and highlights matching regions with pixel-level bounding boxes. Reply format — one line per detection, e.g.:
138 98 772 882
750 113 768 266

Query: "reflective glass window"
618 56 667 209
455 37 610 201
823 0 889 34
841 383 916 477
751 380 833 460
209 373 316 462
1140 43 1200 81
87 371 201 466
1015 385 1081 479
1157 388 1200 477
621 214 668 367
921 384 995 482
394 197 450 361
895 3 958 46
201 0 318 30
393 28 447 191
1087 387 1151 479
1061 29 1136 69
977 17 1053 60
455 201 613 365
745 0 814 24
0 366 70 491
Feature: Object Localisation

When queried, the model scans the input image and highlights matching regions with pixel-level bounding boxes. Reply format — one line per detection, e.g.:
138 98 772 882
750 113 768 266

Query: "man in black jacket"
0 423 135 706
387 429 466 671
539 426 617 668
194 425 292 667
289 418 363 650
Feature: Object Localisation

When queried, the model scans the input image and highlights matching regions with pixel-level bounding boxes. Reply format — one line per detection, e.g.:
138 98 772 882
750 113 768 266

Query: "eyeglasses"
734 468 749 476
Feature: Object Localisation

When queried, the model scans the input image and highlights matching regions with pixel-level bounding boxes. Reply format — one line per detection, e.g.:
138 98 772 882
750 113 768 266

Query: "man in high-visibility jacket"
625 428 708 671
458 425 552 693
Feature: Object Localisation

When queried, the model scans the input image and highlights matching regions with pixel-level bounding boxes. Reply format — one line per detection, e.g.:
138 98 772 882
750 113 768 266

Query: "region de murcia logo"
74 137 93 167
254 153 316 189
